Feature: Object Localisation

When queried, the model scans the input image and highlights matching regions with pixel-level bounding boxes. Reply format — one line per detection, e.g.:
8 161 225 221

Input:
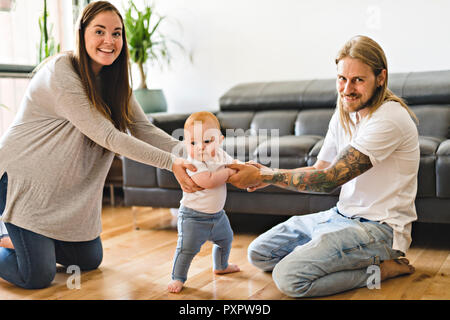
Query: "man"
227 35 419 298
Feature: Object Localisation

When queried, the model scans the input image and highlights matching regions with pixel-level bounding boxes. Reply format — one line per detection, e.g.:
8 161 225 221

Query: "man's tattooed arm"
261 145 373 194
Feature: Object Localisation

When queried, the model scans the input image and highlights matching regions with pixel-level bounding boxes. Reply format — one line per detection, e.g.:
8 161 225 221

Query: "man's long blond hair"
335 35 418 137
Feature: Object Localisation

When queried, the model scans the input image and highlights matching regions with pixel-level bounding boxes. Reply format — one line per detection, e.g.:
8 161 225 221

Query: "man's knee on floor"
272 259 312 298
247 241 274 271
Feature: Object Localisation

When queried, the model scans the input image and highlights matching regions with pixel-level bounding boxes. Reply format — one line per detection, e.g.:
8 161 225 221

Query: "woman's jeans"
172 205 234 283
0 172 103 289
0 172 8 238
247 207 404 298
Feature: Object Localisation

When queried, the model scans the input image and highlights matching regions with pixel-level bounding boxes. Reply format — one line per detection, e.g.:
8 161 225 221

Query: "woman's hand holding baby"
172 158 204 193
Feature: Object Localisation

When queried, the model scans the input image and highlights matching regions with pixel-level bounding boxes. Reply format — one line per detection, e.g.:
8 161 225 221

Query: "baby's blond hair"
184 111 221 130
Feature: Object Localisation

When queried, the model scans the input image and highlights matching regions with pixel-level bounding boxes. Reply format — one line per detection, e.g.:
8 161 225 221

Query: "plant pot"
133 88 168 114
0 0 15 12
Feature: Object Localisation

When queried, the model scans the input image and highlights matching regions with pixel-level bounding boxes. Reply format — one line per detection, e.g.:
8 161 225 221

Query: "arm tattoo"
261 145 373 194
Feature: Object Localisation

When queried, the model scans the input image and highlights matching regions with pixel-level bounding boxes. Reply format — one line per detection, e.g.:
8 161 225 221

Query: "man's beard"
342 86 380 113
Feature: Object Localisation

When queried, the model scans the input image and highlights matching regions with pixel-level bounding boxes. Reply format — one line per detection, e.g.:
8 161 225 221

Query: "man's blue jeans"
247 207 404 298
172 205 234 283
0 172 103 289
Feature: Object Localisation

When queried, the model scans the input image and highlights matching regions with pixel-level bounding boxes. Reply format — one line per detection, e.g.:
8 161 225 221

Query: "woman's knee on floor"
57 248 103 272
78 251 103 271
21 263 56 290
59 237 104 271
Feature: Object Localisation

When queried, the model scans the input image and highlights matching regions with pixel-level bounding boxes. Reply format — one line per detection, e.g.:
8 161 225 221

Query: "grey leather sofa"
122 70 450 224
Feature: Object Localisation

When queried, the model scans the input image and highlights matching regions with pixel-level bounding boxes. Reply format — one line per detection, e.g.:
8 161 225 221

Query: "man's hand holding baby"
226 161 270 191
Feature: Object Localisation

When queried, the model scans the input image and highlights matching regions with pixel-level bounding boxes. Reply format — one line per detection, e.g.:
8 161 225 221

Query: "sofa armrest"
147 110 222 137
436 139 450 198
122 157 157 188
121 113 189 188
437 139 450 155
146 112 191 137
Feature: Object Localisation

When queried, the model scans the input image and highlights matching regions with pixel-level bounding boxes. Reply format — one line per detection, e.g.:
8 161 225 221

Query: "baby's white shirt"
180 148 234 213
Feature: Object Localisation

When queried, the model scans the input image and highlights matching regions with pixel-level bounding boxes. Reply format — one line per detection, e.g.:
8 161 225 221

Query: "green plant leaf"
37 0 60 63
123 0 189 86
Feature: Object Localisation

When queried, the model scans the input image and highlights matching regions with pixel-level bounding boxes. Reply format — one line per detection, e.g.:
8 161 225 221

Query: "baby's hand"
227 168 237 176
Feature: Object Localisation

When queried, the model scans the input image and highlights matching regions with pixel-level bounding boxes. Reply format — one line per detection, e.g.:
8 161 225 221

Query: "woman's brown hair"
72 0 133 133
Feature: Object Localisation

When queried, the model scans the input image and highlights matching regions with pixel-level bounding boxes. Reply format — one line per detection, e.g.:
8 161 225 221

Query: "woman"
0 1 200 289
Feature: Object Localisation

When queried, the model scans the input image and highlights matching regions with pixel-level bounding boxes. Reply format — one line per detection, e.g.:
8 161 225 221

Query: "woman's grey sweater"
0 53 181 241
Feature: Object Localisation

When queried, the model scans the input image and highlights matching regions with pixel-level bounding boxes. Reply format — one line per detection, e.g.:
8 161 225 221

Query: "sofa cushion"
147 112 190 136
436 139 450 198
295 109 334 136
414 136 443 197
122 158 157 188
219 79 338 111
419 136 444 155
217 111 255 136
301 79 337 108
156 168 179 189
388 73 410 98
253 135 322 169
219 80 312 111
412 105 450 138
223 135 268 162
305 139 323 166
250 110 298 136
401 70 450 105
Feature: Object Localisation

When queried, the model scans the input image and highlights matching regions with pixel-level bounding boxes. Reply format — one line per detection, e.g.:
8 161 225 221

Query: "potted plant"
124 0 186 113
0 0 15 11
37 0 60 63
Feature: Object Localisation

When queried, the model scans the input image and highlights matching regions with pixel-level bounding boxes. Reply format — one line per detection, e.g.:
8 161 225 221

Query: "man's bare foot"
214 264 240 275
0 237 14 249
168 280 184 293
380 258 415 281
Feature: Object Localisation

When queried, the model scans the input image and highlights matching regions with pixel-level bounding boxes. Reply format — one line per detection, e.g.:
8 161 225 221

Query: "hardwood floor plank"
420 253 450 300
0 206 449 300
384 248 449 300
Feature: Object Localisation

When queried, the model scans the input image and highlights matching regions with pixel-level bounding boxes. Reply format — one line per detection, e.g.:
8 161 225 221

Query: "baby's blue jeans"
248 207 404 298
171 205 234 283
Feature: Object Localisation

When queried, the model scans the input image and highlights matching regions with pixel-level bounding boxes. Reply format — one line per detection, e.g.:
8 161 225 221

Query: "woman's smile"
84 11 123 75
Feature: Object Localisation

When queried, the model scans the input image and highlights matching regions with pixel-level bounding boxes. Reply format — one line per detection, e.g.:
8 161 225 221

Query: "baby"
168 111 240 293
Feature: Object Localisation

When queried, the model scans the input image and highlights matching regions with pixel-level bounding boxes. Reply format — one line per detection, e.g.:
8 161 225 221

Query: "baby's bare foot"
380 258 415 281
168 280 184 293
214 264 240 275
0 237 14 249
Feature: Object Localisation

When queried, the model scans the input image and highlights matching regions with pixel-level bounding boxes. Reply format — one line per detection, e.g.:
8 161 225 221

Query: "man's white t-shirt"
180 148 234 214
317 101 420 254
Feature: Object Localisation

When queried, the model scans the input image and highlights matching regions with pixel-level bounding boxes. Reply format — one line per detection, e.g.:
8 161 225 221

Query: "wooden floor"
0 205 449 300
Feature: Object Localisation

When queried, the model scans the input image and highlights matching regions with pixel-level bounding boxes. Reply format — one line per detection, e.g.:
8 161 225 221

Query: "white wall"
118 0 450 114
3 1 447 136
0 0 43 65
0 0 66 137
